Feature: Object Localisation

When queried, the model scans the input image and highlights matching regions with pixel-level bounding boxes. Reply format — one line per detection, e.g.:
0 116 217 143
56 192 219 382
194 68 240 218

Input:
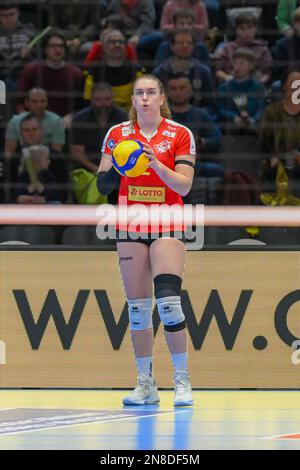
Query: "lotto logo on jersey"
128 186 166 202
154 140 172 154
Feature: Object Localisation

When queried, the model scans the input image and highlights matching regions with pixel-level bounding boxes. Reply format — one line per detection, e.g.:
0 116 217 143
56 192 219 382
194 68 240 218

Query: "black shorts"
116 230 186 246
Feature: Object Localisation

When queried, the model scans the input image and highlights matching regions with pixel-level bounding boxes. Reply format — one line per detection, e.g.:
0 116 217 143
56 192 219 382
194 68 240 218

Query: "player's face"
171 34 194 59
132 79 164 116
27 91 48 116
168 77 192 105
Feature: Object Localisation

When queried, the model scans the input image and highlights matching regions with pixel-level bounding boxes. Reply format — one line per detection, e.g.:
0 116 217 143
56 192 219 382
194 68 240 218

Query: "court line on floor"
0 409 190 437
261 432 300 440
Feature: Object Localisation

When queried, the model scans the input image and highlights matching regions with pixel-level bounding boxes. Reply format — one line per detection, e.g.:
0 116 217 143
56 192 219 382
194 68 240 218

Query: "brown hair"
129 74 172 124
233 47 256 64
235 12 257 28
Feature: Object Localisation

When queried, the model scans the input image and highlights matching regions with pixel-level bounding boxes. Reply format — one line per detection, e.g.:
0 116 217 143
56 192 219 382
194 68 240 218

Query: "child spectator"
215 12 273 85
217 47 265 130
160 0 209 39
16 144 63 204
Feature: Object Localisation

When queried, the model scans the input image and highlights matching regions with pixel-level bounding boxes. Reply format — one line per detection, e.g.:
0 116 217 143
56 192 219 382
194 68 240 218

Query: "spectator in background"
5 87 65 162
217 48 265 130
217 47 265 176
276 0 300 37
167 74 221 156
84 15 138 68
18 31 84 125
16 144 63 204
153 28 216 115
0 1 36 92
215 12 273 85
70 82 127 174
49 0 99 57
5 113 45 199
160 0 209 39
5 113 68 202
273 7 300 81
85 30 144 111
154 9 210 68
105 0 155 47
260 70 300 195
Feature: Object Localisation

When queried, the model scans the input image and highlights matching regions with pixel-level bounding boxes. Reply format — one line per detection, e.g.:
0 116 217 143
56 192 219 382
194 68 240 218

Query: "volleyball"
112 140 149 177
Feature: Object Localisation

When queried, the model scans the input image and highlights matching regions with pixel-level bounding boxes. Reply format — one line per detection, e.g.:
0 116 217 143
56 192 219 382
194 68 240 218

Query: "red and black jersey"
101 117 196 232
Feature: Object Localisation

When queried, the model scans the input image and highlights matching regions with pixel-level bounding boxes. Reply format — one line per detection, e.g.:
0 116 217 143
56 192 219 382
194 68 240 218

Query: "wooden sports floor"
0 390 299 450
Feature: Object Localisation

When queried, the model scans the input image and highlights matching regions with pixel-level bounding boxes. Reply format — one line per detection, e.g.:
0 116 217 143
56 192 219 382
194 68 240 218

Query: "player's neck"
137 115 163 136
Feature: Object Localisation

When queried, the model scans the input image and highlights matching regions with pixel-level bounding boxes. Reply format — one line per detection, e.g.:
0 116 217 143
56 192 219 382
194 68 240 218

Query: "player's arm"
96 152 120 196
143 143 195 196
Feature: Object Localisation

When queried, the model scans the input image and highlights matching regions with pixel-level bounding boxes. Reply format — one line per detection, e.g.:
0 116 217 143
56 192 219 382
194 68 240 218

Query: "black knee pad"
153 273 182 299
154 274 186 332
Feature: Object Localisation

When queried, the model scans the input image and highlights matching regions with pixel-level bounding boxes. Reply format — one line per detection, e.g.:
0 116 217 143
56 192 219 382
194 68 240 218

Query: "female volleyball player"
97 74 196 406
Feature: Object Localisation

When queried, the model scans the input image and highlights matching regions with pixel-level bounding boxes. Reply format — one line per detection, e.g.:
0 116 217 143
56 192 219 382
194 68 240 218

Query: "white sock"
171 352 188 375
136 356 153 378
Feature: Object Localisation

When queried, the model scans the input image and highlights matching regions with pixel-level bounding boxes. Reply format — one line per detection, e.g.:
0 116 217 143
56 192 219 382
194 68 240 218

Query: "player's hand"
143 143 162 172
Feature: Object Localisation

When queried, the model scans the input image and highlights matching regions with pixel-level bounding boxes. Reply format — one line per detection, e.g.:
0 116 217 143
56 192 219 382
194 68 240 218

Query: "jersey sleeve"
175 126 196 157
101 125 121 154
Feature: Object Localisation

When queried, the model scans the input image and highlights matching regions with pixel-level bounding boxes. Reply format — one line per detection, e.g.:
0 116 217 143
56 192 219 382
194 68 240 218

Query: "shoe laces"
137 374 153 391
174 374 190 394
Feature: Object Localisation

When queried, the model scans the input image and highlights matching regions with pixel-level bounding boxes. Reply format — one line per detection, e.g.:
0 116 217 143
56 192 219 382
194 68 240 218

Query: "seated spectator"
154 9 210 68
260 70 300 195
70 82 127 174
85 30 145 110
217 48 265 177
49 0 99 57
105 0 155 47
153 28 216 114
6 113 68 202
160 0 209 39
217 48 265 130
276 0 300 37
18 31 84 125
5 87 65 162
0 1 36 92
215 12 273 85
16 144 63 204
273 7 300 82
84 18 137 68
167 74 221 157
